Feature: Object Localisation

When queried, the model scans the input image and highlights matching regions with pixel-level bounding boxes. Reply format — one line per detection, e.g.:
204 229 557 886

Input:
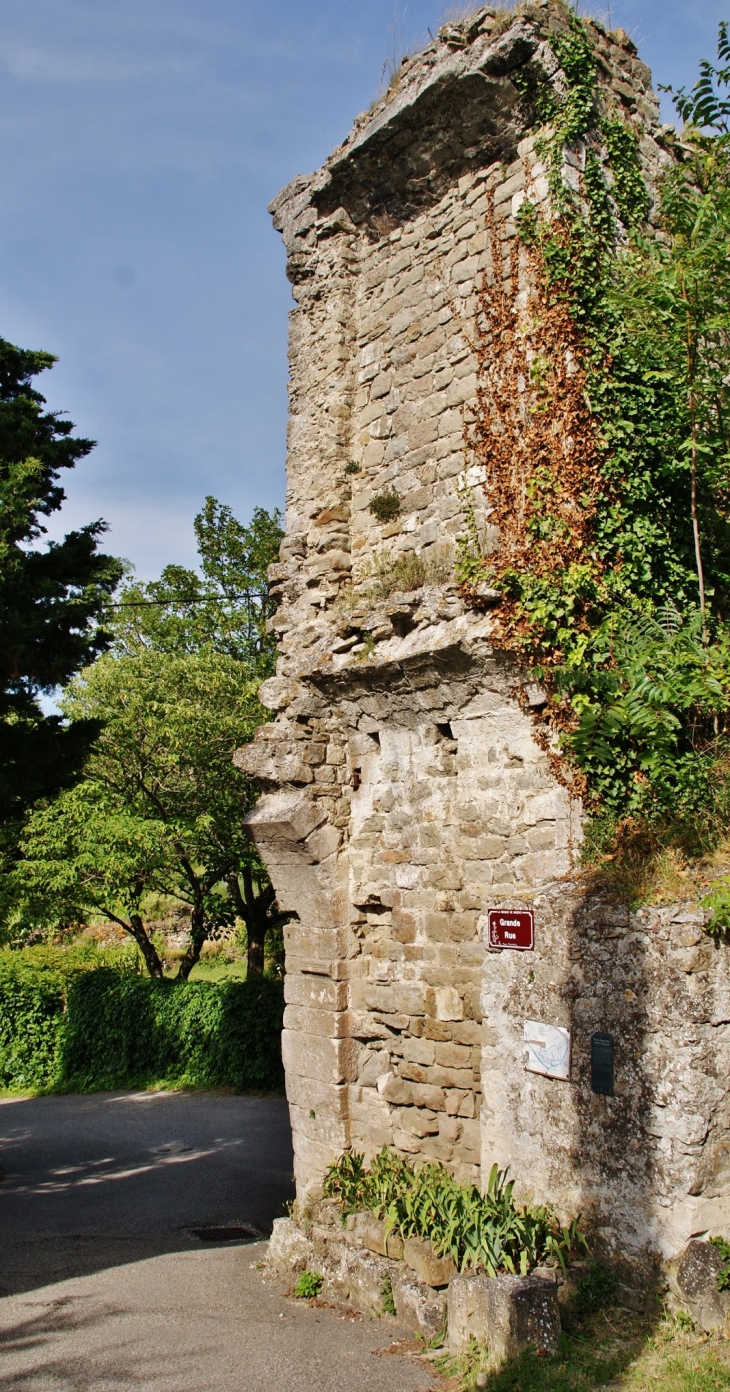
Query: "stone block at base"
268 1218 315 1278
320 1241 397 1318
403 1235 457 1287
447 1272 560 1364
391 1265 448 1342
675 1240 730 1334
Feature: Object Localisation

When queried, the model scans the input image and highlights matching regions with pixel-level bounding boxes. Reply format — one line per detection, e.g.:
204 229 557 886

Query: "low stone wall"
480 890 730 1279
267 1210 562 1358
267 1216 730 1344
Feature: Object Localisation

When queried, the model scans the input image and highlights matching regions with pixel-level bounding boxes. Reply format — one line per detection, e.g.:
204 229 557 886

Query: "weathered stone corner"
447 1271 560 1362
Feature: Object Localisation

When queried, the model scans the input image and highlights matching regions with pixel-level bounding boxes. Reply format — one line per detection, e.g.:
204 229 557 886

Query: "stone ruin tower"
238 2 730 1277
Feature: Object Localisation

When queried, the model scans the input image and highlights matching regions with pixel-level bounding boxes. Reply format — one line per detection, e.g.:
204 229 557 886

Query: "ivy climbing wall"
237 1 730 1275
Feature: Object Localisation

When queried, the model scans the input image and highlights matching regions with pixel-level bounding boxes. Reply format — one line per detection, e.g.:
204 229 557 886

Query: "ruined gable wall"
239 3 730 1270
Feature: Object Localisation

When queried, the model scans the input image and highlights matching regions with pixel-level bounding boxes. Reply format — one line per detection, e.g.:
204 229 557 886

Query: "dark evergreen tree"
0 337 122 836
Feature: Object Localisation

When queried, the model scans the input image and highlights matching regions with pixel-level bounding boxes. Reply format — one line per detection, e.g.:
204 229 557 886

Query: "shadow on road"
0 1090 294 1296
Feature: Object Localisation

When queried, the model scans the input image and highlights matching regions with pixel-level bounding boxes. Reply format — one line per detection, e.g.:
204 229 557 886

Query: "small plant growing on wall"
294 1270 323 1298
345 460 361 474
368 489 401 522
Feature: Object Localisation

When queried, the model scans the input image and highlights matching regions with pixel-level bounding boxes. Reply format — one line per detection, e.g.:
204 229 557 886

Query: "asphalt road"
0 1092 432 1391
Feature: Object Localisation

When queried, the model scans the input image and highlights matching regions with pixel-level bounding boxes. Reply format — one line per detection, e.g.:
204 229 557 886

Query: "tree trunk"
175 902 206 981
246 914 268 978
129 914 165 978
684 295 707 640
690 400 707 639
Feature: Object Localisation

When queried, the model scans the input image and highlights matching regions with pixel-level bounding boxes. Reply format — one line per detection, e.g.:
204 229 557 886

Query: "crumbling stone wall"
238 2 730 1273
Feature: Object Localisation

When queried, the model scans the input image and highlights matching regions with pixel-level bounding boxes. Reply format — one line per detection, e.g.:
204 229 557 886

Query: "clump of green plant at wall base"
368 489 401 522
294 1271 323 1298
323 1148 587 1276
380 1272 396 1315
700 882 730 943
574 1262 619 1314
710 1236 730 1291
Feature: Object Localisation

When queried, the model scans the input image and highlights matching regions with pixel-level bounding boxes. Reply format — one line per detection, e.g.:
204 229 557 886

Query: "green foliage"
455 482 496 588
293 1270 323 1299
344 460 361 475
323 1148 586 1277
574 1262 619 1314
661 21 730 135
0 945 140 1091
380 1271 396 1315
709 1235 730 1291
368 489 401 522
547 17 597 163
500 22 730 847
8 649 267 976
559 606 730 825
700 881 730 943
601 118 649 229
0 336 122 843
110 499 282 676
0 950 284 1092
365 548 452 598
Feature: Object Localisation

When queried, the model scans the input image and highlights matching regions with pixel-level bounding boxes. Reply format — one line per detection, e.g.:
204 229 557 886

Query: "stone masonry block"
282 1029 356 1085
283 1004 350 1038
267 1218 315 1278
288 1102 348 1150
447 1273 560 1364
320 1242 398 1318
285 1073 348 1117
675 1240 730 1333
403 1236 457 1288
284 975 348 1011
391 1265 447 1341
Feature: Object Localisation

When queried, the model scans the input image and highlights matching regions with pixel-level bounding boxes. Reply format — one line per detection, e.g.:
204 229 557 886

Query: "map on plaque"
523 1020 571 1081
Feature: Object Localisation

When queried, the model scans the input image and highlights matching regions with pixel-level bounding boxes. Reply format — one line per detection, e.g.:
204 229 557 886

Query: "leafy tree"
0 338 122 840
111 498 282 673
561 606 730 839
541 25 730 841
608 123 730 626
12 650 272 978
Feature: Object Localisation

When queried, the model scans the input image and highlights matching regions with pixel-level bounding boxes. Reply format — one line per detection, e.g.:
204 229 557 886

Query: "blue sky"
0 0 725 579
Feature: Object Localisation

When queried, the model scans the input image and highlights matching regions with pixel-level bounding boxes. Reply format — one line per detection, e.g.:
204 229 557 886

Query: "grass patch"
434 1303 730 1392
187 958 248 983
581 820 730 913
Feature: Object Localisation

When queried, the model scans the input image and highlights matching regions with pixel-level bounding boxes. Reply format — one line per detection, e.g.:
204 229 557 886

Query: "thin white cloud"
0 41 189 84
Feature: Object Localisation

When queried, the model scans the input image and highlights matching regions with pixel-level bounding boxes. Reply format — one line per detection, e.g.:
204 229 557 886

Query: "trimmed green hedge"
0 950 284 1093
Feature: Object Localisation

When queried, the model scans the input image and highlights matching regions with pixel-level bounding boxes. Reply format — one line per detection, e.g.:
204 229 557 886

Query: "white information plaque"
524 1020 571 1081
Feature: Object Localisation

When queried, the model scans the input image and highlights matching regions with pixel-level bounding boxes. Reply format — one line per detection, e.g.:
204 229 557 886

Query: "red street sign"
487 909 534 951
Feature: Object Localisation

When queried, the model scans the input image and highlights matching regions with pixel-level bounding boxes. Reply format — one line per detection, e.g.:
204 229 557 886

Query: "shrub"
710 1236 730 1291
368 489 401 522
323 1147 587 1276
365 549 452 600
0 945 140 1091
294 1271 323 1298
0 951 284 1093
574 1262 619 1313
